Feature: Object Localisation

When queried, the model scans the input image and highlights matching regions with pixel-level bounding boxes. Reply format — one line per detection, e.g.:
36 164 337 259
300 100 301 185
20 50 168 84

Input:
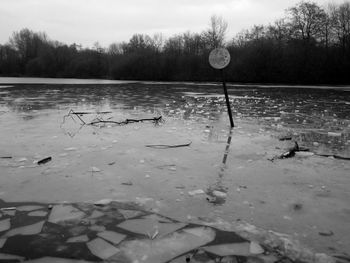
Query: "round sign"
209 48 231 69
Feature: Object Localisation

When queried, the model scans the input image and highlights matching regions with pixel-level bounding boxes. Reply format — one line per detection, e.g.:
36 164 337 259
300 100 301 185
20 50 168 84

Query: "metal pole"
221 69 234 128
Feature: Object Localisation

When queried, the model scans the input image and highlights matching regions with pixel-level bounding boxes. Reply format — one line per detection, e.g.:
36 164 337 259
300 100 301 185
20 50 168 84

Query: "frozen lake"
0 79 349 255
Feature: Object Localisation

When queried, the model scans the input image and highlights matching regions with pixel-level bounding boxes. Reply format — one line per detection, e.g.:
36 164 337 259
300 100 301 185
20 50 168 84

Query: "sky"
0 0 346 48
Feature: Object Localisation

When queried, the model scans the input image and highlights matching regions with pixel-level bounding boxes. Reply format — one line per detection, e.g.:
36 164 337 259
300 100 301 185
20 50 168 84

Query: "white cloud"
0 0 347 47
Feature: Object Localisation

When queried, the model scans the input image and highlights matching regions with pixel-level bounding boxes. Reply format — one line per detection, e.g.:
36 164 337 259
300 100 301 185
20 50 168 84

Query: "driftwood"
62 109 162 127
316 154 350 160
88 116 162 126
71 111 112 115
268 142 306 161
278 141 300 159
145 141 192 149
37 157 52 165
269 141 350 161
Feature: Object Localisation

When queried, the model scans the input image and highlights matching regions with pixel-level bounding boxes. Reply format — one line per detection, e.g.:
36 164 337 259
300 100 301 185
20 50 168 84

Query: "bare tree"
108 42 125 56
151 33 164 52
330 2 350 51
287 2 327 42
204 15 228 49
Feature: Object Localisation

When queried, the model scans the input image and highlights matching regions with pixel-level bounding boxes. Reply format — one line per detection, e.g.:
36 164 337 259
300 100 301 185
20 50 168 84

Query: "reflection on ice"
115 227 216 263
117 214 187 237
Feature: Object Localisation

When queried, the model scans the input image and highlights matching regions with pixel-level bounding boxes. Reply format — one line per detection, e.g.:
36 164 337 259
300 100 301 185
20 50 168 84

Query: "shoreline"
1 77 350 90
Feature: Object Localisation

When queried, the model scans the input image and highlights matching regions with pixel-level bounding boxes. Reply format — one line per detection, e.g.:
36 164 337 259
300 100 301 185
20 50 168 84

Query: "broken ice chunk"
249 241 264 254
328 132 341 137
86 238 120 260
97 231 126 245
89 167 101 172
0 218 11 232
212 190 227 198
17 205 45 212
0 238 6 248
116 227 216 263
118 209 144 219
48 205 85 224
94 199 113 206
1 209 16 216
202 242 250 256
88 210 104 219
117 216 186 237
67 235 89 243
143 214 172 223
5 221 45 237
188 189 205 196
28 210 48 217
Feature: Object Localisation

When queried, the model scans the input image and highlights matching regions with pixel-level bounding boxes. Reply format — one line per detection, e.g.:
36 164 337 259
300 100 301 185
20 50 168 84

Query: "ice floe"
5 221 45 237
48 205 85 224
97 230 126 245
0 218 11 232
115 227 216 263
117 215 186 237
86 237 120 259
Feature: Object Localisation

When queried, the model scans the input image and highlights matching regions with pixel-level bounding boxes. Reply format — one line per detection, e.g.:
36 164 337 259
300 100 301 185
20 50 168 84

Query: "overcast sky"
0 0 345 47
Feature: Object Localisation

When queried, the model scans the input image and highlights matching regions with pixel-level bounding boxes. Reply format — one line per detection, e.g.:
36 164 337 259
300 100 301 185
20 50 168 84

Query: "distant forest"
1 1 350 84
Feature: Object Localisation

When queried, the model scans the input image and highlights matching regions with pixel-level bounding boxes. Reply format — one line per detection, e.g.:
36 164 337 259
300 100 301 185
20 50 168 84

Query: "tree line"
0 1 349 84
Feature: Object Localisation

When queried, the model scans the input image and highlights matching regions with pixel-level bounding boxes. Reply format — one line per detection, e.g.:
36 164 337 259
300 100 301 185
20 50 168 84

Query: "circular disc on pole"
209 48 231 70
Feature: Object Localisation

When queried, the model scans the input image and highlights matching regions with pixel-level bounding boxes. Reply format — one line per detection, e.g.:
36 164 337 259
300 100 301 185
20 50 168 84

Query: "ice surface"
0 253 25 261
117 216 186 237
64 147 77 151
89 166 101 172
116 227 216 263
118 209 144 219
2 210 15 216
212 190 227 198
23 257 94 262
5 221 45 237
48 205 85 224
143 214 172 223
89 225 105 232
17 205 45 212
87 210 104 219
97 230 126 245
202 242 251 256
86 238 120 260
0 218 11 232
169 254 214 263
68 226 87 236
295 152 315 157
249 241 264 254
28 210 48 217
93 199 113 205
188 189 205 196
66 235 89 243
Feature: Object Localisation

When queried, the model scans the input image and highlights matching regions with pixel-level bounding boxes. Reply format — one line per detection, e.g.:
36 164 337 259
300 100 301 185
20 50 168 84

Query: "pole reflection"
207 128 233 205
